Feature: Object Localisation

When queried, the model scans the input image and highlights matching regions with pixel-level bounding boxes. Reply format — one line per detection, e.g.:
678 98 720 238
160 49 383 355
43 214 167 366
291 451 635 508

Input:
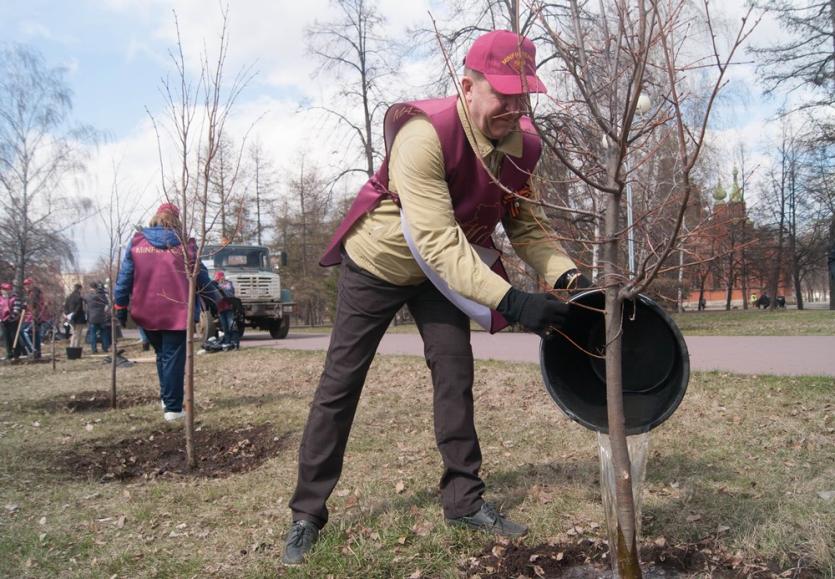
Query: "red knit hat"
156 203 180 218
214 271 225 280
23 277 33 286
0 283 11 291
464 30 547 95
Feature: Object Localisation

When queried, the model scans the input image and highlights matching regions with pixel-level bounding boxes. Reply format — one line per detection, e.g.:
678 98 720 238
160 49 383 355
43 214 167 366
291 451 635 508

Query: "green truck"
201 244 294 340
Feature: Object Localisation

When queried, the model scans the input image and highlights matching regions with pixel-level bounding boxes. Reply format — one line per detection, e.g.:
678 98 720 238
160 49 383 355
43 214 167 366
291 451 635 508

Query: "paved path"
240 331 835 377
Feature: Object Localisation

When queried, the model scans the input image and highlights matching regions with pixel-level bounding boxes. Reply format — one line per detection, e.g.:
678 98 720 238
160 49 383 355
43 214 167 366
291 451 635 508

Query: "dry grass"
0 345 832 578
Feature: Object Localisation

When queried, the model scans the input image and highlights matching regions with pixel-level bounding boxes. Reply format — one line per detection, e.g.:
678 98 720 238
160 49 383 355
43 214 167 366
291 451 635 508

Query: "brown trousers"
289 256 485 528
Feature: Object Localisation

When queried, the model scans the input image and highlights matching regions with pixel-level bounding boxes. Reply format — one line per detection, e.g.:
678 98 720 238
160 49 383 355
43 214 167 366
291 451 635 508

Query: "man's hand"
115 308 128 327
495 287 570 337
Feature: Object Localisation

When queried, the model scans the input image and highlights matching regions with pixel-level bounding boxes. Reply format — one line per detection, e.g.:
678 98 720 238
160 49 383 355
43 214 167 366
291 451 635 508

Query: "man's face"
462 74 527 141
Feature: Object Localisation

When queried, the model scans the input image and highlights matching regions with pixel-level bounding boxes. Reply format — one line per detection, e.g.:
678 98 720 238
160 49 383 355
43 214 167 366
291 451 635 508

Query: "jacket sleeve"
392 117 512 308
114 238 135 308
503 182 577 286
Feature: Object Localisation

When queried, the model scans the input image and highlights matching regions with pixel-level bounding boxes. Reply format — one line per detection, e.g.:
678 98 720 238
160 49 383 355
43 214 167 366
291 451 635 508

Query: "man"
63 283 87 350
84 282 111 353
282 30 588 566
213 271 238 349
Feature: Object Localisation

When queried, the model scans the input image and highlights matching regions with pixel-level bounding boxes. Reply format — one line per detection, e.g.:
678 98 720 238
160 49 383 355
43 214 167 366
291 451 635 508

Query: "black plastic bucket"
66 347 83 360
540 289 689 435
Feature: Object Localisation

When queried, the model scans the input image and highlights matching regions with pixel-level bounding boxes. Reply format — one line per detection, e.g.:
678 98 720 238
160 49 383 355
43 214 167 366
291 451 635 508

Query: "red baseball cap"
464 30 547 95
157 203 180 218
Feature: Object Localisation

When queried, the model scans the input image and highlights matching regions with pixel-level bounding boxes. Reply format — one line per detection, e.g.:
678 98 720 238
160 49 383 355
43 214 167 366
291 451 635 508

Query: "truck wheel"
198 311 217 342
269 317 290 339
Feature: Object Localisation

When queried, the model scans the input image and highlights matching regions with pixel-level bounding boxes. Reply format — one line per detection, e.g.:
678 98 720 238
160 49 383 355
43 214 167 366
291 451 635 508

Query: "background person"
114 203 221 421
213 271 238 348
63 283 87 349
19 278 44 359
282 30 589 566
0 283 23 360
84 282 111 353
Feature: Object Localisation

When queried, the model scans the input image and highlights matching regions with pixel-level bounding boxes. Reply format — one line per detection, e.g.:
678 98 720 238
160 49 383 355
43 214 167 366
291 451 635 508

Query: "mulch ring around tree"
32 390 158 413
57 423 291 482
463 537 823 578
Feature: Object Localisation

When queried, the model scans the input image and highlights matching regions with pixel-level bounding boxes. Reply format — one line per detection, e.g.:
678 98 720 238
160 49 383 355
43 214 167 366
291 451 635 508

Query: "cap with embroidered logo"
464 30 547 95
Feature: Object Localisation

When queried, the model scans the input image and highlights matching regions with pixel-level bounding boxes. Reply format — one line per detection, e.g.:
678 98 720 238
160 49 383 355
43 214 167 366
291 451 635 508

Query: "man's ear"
460 75 473 98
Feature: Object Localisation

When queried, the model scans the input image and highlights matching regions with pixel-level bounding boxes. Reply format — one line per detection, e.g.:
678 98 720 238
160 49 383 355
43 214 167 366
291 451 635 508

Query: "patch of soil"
33 390 158 413
465 538 823 578
58 423 291 481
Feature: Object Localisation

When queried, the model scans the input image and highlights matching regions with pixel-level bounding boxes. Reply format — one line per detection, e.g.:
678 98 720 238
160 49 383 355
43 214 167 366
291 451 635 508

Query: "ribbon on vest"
400 209 502 332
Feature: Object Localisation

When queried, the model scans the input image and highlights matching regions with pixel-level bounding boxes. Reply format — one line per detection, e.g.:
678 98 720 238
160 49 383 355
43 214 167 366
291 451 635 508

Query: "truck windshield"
206 247 269 271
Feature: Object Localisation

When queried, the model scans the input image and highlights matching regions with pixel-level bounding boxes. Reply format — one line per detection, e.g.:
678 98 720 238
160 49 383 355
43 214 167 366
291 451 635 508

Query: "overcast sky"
1 0 785 270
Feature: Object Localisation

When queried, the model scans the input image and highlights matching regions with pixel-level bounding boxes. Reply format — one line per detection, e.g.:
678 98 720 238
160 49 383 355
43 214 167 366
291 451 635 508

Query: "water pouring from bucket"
540 289 689 577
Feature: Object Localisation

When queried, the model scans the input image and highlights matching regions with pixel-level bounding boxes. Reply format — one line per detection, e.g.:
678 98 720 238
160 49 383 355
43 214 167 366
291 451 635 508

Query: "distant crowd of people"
0 278 48 360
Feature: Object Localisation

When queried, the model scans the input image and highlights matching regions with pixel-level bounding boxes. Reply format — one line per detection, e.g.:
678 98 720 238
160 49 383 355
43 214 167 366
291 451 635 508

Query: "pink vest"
321 96 541 267
320 97 541 332
0 295 12 322
128 232 195 331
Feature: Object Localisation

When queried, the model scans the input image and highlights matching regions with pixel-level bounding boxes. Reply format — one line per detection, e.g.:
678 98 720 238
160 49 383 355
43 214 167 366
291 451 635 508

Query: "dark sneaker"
448 502 528 537
282 520 319 566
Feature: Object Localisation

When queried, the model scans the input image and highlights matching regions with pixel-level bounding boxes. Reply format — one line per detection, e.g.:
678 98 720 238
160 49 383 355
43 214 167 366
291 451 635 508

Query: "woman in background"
114 203 220 421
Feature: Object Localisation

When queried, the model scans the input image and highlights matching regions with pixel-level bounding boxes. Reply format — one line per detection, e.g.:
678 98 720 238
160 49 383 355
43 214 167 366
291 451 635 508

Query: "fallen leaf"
5 504 19 513
411 520 434 537
817 490 835 501
686 514 701 522
397 536 407 545
654 537 667 548
395 481 405 494
533 564 546 577
716 525 730 533
344 495 359 510
492 545 506 558
85 424 94 432
555 552 564 561
336 489 350 497
117 515 126 528
408 570 422 579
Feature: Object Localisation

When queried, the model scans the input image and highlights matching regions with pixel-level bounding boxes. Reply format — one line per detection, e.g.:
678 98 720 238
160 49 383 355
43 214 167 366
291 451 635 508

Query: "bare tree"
148 7 253 468
99 165 144 408
427 2 758 575
750 0 834 118
0 45 95 292
750 0 835 308
275 155 335 325
247 140 276 245
307 0 398 179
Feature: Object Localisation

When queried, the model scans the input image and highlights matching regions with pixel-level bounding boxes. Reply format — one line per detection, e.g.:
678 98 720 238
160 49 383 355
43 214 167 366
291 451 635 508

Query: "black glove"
496 287 570 336
115 308 128 327
554 268 592 294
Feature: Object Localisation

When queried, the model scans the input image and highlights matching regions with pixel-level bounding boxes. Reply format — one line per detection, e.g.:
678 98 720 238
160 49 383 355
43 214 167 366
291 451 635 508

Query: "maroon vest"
320 96 542 267
128 231 195 331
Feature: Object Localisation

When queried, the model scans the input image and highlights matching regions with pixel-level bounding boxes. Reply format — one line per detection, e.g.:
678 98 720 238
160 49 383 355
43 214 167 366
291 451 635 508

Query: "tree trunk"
603 153 641 579
110 316 117 409
829 216 835 310
184 277 197 469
